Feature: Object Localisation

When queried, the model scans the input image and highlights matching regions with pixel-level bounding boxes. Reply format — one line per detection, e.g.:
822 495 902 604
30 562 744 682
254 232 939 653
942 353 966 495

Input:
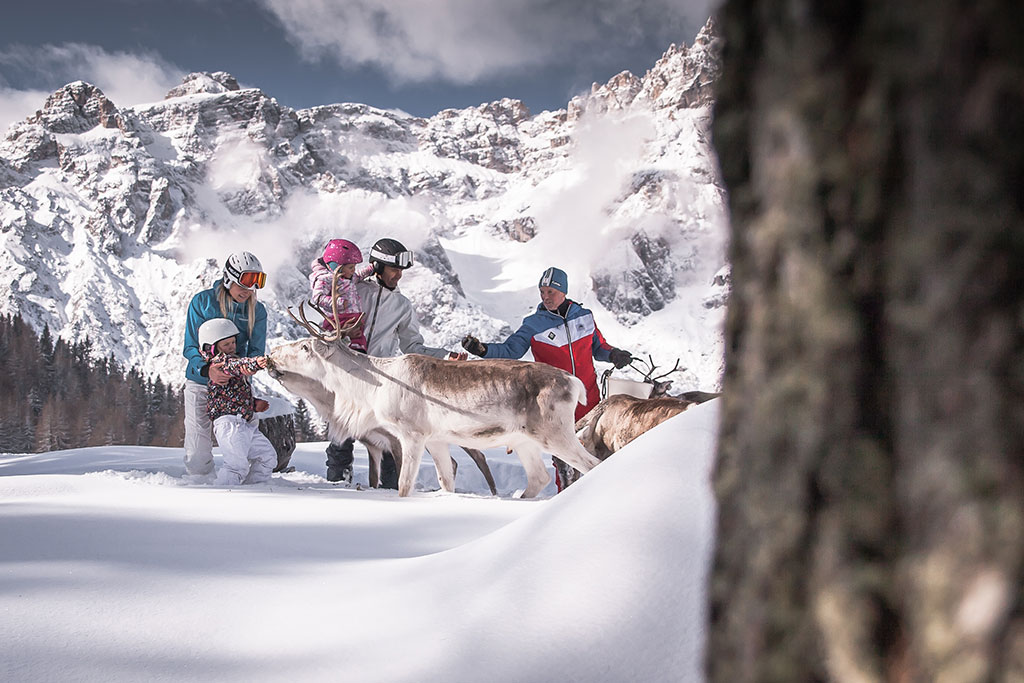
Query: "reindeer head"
266 338 334 385
650 380 673 398
268 332 379 401
621 355 683 399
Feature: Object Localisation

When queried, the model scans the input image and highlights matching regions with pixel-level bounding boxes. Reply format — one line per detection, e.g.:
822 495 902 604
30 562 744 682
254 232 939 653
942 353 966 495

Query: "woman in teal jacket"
181 251 268 477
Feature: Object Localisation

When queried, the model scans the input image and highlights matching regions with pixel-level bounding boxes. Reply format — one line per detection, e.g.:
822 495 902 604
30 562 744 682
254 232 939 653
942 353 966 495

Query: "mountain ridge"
0 18 728 395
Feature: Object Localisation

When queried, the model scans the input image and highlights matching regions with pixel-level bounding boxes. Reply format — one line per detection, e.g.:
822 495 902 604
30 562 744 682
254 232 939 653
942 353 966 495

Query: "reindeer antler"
286 302 338 342
287 267 364 343
629 354 683 383
650 358 682 382
329 268 365 338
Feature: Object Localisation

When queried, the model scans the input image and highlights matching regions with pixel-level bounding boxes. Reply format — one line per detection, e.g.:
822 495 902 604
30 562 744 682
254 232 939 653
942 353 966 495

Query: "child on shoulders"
309 239 374 352
197 318 276 486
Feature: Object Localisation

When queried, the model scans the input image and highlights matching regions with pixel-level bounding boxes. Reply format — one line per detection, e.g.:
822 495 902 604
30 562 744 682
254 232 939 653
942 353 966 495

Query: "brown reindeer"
555 391 720 489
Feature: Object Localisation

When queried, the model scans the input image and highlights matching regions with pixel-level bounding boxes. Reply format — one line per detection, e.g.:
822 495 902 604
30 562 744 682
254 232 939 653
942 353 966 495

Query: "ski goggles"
369 248 414 269
237 270 266 289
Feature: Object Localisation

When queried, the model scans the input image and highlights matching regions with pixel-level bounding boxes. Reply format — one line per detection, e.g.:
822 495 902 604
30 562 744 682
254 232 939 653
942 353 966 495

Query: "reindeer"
272 281 598 497
291 272 500 494
556 356 721 489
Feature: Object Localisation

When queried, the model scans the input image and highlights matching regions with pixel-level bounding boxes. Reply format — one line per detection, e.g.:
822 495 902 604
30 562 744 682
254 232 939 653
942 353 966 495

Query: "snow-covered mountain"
0 19 727 394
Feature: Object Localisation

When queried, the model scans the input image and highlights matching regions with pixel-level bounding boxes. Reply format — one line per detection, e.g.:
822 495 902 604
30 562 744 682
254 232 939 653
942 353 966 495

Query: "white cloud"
0 43 183 133
259 0 716 84
178 186 436 283
0 87 51 136
524 110 656 284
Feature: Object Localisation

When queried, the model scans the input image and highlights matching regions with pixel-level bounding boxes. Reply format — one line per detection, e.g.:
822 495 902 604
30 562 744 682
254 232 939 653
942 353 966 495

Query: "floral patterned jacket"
200 351 264 421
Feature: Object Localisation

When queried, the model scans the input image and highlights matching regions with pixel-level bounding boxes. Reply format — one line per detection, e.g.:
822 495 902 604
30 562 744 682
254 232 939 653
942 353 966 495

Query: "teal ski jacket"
182 279 267 384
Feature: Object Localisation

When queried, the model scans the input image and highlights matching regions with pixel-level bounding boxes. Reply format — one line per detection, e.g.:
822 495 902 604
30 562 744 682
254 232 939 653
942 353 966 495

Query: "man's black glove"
609 348 633 369
461 335 488 357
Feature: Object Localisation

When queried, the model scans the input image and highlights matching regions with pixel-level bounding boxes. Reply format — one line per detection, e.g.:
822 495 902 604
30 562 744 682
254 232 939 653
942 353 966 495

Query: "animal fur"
268 339 600 497
555 391 720 489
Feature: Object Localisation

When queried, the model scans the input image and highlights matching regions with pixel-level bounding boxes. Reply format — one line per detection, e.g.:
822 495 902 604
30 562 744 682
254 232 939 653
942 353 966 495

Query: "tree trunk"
708 1 1024 681
258 413 296 472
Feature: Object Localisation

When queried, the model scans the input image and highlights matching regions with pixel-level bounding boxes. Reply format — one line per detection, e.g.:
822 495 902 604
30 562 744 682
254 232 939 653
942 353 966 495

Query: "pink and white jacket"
308 260 374 350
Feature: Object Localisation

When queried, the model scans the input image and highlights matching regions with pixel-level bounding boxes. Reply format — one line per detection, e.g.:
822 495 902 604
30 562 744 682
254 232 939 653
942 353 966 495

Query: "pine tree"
0 314 186 451
293 400 313 441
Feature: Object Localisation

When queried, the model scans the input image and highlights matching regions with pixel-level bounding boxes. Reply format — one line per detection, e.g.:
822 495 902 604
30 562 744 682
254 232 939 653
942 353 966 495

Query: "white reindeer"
267 335 601 497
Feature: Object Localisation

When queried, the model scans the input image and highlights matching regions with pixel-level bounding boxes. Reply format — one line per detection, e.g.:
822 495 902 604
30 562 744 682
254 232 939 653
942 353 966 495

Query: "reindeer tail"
568 374 587 408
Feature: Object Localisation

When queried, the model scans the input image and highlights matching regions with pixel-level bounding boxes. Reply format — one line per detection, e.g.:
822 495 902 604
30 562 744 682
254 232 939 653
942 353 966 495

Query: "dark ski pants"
325 437 399 489
325 438 354 482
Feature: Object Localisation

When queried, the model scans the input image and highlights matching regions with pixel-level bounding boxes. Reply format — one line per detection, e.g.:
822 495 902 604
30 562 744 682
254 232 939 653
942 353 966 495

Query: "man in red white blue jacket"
462 267 633 422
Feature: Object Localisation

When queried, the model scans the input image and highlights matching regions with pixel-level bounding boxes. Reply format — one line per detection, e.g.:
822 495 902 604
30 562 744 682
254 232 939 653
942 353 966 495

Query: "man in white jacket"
325 237 466 487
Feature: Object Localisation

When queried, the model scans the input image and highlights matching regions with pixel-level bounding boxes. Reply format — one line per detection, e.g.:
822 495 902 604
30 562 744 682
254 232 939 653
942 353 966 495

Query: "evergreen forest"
0 313 186 452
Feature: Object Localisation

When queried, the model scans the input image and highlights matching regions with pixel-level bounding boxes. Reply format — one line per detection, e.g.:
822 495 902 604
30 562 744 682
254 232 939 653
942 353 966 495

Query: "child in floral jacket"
197 318 276 486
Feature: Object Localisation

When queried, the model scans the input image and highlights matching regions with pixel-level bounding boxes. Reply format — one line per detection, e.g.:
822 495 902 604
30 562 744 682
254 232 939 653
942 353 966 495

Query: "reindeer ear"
312 339 334 356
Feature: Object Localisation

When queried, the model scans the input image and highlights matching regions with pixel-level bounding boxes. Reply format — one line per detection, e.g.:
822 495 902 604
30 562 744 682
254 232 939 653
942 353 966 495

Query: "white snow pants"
183 380 214 476
213 415 277 486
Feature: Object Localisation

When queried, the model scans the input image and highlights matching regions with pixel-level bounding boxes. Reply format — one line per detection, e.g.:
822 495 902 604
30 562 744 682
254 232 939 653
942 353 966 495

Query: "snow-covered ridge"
0 18 727 394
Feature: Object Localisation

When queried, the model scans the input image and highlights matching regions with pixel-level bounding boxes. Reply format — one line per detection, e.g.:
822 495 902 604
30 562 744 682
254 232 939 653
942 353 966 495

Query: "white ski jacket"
356 276 449 359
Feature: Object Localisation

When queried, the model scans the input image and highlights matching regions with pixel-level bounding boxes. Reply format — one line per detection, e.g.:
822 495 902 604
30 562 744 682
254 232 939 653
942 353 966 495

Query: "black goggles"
370 248 414 269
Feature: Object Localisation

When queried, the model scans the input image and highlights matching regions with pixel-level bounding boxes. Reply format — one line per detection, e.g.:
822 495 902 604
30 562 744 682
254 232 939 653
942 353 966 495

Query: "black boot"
325 438 354 483
379 451 399 489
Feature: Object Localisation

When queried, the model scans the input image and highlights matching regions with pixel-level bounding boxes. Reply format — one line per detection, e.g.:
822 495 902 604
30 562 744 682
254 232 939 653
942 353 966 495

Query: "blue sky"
0 0 714 131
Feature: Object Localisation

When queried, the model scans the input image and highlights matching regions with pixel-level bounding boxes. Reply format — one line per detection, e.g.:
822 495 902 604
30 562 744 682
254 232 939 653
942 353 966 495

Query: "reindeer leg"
512 442 550 498
426 441 456 493
462 447 498 496
396 436 426 497
544 432 602 474
363 440 383 488
381 432 403 490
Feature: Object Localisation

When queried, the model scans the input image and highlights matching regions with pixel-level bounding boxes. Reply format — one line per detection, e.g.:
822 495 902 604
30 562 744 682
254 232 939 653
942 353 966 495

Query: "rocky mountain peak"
165 71 241 99
31 81 123 134
477 98 531 126
693 15 719 49
640 17 721 109
568 19 721 120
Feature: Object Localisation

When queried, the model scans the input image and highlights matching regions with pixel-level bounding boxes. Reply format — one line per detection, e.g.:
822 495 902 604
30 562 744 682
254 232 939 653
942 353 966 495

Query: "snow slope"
0 400 719 682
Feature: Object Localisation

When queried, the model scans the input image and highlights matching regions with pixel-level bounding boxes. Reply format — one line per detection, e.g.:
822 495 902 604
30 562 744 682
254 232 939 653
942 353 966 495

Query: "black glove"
461 335 488 357
609 348 633 369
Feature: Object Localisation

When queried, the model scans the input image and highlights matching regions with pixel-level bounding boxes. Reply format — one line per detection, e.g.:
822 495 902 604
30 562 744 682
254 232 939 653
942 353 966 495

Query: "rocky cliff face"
0 18 728 391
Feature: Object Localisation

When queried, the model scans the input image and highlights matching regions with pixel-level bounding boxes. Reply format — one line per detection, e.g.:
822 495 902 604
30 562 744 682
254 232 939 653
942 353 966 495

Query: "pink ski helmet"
322 239 363 267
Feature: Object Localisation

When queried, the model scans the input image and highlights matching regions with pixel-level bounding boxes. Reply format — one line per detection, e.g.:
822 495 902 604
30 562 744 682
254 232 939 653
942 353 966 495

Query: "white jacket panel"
356 277 449 359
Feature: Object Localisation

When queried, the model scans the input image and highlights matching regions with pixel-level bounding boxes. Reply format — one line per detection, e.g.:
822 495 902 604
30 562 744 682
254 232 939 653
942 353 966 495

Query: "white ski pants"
213 415 276 486
183 380 213 476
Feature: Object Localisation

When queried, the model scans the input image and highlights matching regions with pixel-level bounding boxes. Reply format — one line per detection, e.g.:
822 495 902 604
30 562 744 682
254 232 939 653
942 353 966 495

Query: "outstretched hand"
446 351 468 361
253 399 270 413
461 335 488 357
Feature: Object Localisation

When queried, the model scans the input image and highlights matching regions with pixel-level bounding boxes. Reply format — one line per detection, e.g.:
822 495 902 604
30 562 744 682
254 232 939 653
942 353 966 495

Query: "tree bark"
708 1 1024 681
258 413 296 472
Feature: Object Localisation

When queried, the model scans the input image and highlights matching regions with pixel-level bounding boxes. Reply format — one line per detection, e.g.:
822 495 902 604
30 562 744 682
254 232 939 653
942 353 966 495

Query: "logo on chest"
547 331 557 340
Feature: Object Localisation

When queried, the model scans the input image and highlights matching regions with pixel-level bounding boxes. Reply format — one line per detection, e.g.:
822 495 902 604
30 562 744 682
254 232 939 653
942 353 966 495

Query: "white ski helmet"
223 251 266 290
198 318 240 353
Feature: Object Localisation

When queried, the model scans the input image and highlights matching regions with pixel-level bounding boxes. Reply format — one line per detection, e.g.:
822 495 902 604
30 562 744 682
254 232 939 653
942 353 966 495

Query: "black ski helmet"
368 238 414 275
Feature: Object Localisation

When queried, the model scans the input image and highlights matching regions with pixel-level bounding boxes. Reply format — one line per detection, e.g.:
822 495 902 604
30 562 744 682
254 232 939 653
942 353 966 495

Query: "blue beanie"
538 267 568 294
